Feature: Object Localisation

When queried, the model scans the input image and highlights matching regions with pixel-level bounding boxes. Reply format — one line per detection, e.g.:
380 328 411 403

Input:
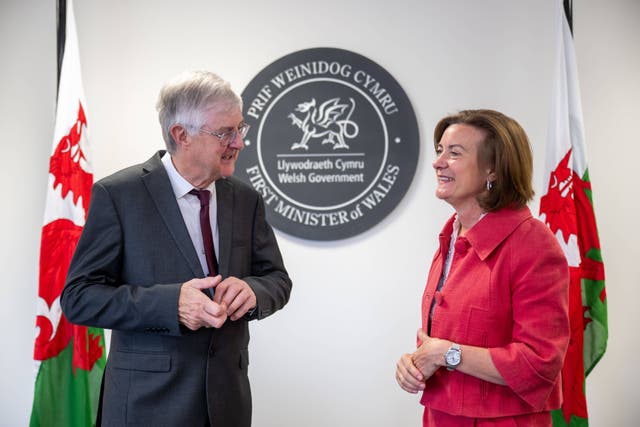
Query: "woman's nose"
432 153 446 170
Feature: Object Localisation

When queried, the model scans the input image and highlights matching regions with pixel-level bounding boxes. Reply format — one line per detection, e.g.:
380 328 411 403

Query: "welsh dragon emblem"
287 97 359 150
34 101 103 372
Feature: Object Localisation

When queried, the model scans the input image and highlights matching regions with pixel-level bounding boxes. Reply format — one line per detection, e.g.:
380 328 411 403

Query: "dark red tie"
189 189 218 276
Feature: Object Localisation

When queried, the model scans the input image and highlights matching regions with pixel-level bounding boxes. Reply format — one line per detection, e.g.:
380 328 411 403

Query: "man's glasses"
199 122 251 147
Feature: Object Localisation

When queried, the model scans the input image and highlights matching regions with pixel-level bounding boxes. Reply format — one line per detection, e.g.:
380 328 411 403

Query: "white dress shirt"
161 152 219 276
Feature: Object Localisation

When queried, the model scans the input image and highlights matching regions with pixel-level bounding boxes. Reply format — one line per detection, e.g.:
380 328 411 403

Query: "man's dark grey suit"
61 151 292 426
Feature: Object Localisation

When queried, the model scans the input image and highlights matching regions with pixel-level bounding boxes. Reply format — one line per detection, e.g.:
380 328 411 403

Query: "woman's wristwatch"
445 343 462 371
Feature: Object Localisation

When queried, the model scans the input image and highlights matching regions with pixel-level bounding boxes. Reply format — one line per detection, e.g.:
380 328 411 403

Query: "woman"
396 109 570 426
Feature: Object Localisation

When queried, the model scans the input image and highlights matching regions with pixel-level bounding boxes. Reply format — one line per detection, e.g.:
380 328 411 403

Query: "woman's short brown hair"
434 109 534 211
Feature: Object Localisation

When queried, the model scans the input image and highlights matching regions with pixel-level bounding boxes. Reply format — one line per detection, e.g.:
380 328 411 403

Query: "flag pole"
563 0 573 35
56 0 67 97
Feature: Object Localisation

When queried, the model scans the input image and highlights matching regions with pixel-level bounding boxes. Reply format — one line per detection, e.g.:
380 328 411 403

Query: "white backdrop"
2 0 639 426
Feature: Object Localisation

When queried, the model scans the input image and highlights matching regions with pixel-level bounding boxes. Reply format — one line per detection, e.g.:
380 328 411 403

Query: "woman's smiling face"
432 123 492 212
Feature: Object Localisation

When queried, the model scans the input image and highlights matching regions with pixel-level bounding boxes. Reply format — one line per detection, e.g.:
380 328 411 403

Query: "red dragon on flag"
34 102 103 372
540 149 606 425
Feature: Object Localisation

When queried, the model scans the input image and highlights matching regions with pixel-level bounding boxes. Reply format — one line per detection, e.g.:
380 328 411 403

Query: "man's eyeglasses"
199 122 251 147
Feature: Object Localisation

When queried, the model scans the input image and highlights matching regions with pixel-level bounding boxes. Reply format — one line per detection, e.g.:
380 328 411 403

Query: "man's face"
185 103 245 184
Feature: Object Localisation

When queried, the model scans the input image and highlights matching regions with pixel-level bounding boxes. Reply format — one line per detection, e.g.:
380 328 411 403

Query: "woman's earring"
486 179 493 191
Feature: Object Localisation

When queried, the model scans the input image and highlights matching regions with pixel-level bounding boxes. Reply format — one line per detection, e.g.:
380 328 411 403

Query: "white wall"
2 0 638 425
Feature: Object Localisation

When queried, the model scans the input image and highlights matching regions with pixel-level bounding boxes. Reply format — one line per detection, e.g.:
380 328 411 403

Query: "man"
61 71 292 426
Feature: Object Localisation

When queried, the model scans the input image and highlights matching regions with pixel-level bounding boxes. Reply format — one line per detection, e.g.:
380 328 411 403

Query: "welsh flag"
539 1 608 426
30 0 106 425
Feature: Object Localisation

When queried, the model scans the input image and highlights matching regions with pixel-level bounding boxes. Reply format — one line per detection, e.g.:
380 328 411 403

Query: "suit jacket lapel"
216 178 234 278
141 151 204 278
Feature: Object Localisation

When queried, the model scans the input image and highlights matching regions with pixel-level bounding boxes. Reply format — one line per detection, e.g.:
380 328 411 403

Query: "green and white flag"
30 0 105 425
539 1 608 426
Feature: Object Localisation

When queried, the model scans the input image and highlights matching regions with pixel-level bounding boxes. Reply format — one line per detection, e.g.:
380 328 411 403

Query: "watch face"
446 349 460 366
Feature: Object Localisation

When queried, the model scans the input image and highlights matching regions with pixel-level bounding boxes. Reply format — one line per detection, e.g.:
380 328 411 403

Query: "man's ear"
170 124 189 149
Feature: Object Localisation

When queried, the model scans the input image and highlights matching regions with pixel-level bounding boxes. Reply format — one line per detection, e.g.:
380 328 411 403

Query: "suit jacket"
61 151 292 427
420 207 569 422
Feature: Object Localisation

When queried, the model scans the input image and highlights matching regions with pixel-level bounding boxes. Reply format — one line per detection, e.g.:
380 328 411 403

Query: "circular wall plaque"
236 47 419 240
